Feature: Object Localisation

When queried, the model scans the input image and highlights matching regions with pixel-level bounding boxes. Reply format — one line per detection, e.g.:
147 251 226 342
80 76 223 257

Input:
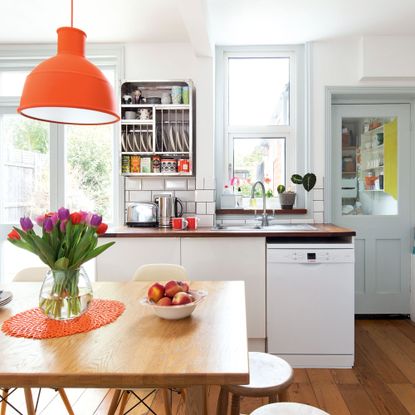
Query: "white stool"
251 402 330 415
216 352 294 415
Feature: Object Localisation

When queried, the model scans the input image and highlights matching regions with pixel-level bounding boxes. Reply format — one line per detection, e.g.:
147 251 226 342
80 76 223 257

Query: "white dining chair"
109 263 189 415
0 268 75 415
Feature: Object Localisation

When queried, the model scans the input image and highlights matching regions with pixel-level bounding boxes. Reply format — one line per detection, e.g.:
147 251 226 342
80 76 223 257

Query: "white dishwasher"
267 242 354 368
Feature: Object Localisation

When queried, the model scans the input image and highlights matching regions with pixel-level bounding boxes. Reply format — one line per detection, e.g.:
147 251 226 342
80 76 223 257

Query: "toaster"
126 203 158 227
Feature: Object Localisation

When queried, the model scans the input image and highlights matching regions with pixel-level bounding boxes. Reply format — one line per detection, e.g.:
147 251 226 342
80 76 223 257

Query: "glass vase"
39 267 93 320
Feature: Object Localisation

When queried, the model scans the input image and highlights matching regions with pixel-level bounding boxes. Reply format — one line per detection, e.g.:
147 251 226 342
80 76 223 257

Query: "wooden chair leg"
107 389 122 415
1 389 8 415
230 393 240 415
162 388 172 415
117 391 130 415
58 388 74 415
216 387 228 415
24 388 36 415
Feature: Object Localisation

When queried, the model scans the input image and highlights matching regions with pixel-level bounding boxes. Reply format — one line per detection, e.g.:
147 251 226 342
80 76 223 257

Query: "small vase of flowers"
7 208 115 320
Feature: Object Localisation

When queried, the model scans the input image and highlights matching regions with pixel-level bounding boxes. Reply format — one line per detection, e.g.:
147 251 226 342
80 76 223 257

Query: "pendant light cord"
71 0 73 27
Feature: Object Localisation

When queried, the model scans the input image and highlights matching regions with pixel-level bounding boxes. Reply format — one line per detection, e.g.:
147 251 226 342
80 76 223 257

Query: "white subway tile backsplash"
125 178 142 191
313 212 324 223
206 202 216 215
196 203 207 214
165 179 188 191
128 190 152 202
196 176 204 189
142 178 165 191
204 177 216 190
197 214 215 227
313 189 324 201
195 190 215 202
313 200 324 212
186 202 196 213
187 178 196 190
175 190 196 202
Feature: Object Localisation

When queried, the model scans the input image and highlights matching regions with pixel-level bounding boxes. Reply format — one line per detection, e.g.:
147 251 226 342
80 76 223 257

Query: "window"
0 46 122 281
216 46 305 201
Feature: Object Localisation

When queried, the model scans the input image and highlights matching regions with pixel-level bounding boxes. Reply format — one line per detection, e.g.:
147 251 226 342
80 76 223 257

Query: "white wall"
124 43 215 180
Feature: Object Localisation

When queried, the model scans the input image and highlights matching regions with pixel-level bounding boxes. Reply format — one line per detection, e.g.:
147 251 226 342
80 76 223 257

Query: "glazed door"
331 104 411 314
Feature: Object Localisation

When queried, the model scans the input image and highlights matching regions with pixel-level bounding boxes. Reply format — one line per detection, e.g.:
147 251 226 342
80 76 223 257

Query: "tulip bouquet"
8 208 115 319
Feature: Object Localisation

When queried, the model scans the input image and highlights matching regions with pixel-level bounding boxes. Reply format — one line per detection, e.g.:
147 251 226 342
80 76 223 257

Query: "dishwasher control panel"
267 248 354 264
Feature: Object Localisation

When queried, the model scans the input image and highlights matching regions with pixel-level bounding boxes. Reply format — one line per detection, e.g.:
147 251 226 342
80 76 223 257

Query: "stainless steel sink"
213 224 317 231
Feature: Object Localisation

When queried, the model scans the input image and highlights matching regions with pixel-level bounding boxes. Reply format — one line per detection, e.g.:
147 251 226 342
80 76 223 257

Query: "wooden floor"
2 319 415 415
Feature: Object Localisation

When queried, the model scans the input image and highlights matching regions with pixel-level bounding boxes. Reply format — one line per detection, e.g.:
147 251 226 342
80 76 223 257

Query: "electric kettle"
154 195 184 228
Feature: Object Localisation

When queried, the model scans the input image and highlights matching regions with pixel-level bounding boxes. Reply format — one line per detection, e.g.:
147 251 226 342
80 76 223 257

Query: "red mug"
171 217 188 230
187 217 199 230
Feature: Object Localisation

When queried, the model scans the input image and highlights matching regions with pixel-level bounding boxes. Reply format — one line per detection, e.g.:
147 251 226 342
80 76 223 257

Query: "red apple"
165 280 184 298
178 281 190 292
172 292 193 305
147 282 165 303
157 297 172 306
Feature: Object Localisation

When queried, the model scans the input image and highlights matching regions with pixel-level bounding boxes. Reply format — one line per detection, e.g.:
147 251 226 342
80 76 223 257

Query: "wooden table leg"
107 389 122 415
185 386 207 415
1 389 9 415
58 388 75 415
24 388 36 415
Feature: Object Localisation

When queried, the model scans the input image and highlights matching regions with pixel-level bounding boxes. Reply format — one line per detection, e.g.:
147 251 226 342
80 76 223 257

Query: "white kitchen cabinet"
96 238 181 281
181 237 266 340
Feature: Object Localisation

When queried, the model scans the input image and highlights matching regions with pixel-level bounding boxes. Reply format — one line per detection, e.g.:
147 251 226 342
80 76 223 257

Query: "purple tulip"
89 214 102 227
44 218 53 233
60 220 67 233
35 215 45 226
50 213 59 226
58 207 70 221
20 217 33 232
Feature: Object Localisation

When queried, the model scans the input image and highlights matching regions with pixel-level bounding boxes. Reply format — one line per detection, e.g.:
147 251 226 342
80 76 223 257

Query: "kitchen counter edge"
100 224 356 238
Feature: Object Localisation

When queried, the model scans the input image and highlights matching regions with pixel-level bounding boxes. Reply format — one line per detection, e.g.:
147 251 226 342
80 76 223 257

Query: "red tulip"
96 223 108 235
70 212 82 225
8 229 20 240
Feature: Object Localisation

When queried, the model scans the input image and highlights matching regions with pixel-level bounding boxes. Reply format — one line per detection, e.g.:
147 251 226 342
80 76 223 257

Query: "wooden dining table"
0 281 249 415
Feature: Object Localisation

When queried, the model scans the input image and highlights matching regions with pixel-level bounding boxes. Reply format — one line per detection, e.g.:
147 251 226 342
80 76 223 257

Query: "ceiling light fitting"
17 0 120 125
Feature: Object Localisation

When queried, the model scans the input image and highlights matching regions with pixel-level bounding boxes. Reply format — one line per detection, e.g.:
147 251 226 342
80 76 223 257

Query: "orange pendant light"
18 1 120 125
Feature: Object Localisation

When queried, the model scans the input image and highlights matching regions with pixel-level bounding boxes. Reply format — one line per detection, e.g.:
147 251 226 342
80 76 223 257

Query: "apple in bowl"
141 281 207 320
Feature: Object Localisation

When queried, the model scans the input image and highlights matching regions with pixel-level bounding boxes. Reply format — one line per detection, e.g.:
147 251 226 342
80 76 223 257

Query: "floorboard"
2 319 415 415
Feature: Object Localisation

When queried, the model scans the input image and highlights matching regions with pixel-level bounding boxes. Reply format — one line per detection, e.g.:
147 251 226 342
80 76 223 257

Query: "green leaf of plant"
70 241 115 270
302 173 317 192
54 257 69 270
277 184 286 194
291 174 303 185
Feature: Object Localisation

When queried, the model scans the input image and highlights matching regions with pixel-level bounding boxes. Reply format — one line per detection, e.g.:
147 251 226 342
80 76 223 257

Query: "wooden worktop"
101 223 355 238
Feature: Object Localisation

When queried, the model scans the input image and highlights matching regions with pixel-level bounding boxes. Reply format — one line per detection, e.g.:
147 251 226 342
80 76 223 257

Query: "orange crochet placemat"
1 299 125 339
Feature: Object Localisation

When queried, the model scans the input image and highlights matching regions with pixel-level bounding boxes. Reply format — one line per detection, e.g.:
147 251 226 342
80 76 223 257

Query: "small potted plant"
277 173 317 209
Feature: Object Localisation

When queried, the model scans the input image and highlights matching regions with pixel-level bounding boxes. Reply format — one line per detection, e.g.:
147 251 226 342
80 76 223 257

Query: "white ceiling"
0 0 189 43
2 0 415 45
207 0 415 44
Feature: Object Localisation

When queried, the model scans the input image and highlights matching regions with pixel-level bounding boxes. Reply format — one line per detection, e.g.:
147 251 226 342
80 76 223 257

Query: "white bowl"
140 289 207 320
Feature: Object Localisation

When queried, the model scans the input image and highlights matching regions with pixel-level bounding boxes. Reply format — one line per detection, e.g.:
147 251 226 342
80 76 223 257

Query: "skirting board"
271 354 354 369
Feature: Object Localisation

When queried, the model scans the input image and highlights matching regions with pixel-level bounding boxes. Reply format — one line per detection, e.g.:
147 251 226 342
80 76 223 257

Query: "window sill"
216 209 307 215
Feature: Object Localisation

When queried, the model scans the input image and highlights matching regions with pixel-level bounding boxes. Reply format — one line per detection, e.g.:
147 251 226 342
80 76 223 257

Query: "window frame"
0 44 124 282
215 45 308 208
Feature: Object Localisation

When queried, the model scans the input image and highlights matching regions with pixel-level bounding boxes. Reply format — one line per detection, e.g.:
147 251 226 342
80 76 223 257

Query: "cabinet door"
96 238 181 281
181 237 266 339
